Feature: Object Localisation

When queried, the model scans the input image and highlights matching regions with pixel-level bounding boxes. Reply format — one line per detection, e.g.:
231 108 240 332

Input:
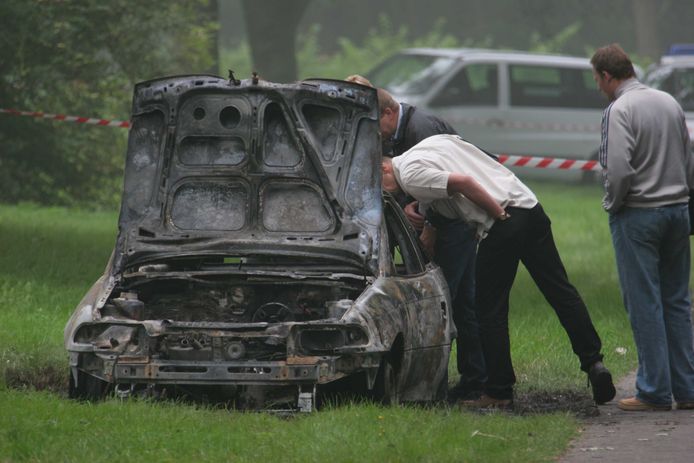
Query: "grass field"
0 182 639 462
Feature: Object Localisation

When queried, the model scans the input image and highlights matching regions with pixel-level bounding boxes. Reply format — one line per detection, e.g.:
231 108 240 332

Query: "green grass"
0 391 575 462
0 183 640 462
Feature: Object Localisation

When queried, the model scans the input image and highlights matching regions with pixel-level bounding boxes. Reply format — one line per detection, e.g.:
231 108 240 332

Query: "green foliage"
220 41 254 81
297 16 463 79
0 0 217 209
528 22 583 54
220 16 482 82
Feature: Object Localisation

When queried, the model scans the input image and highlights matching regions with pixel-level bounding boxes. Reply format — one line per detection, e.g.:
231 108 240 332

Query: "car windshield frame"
368 53 459 95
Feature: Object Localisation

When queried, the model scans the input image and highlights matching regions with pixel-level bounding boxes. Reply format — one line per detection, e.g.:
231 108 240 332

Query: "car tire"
68 369 110 401
374 357 400 406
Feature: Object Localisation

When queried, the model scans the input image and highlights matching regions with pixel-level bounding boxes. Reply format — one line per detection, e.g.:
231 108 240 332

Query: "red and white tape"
1 106 605 171
498 154 600 172
0 107 130 128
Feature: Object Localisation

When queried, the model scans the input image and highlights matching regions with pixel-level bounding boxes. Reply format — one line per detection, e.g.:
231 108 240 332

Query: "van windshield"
368 54 458 96
646 66 694 111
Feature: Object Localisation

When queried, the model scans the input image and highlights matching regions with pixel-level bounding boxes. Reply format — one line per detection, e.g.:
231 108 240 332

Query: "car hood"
111 75 382 275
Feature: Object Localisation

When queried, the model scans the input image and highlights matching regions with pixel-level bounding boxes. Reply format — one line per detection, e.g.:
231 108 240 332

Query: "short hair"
591 44 636 80
376 88 399 114
345 74 373 87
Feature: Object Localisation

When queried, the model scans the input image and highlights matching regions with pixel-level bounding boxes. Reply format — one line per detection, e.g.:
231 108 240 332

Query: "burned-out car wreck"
64 75 452 411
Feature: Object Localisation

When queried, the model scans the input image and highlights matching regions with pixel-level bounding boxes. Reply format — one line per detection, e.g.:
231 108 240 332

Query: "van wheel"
374 357 400 405
69 369 110 401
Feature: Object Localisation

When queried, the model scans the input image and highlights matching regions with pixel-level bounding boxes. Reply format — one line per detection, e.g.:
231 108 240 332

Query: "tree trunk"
207 0 220 75
241 0 311 82
632 0 660 60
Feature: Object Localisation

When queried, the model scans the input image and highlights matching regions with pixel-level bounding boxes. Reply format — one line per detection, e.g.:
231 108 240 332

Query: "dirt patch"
4 365 598 418
448 387 599 417
4 364 68 395
513 388 598 417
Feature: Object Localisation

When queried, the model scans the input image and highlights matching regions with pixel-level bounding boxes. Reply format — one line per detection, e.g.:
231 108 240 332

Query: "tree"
632 0 661 60
241 0 311 82
0 0 217 207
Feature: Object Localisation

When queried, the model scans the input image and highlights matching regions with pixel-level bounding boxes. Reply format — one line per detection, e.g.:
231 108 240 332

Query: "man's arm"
602 107 635 213
446 173 506 219
403 201 425 231
682 114 694 189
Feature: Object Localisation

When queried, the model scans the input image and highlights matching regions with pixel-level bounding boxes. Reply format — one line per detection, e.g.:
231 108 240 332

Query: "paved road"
560 370 694 462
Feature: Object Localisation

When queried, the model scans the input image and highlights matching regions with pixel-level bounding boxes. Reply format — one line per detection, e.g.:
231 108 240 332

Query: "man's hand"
404 201 425 232
419 223 437 259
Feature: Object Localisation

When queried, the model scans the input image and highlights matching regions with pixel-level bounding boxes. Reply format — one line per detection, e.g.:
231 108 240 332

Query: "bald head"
345 74 373 87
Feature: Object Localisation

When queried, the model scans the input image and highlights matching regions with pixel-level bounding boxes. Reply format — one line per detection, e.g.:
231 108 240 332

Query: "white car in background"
367 48 611 181
645 44 694 144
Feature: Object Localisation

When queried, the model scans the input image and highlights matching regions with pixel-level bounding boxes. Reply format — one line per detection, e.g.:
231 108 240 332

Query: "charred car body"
64 75 452 411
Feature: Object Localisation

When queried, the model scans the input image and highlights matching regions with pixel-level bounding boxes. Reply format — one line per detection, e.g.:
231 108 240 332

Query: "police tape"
497 154 600 172
0 107 130 128
1 106 603 171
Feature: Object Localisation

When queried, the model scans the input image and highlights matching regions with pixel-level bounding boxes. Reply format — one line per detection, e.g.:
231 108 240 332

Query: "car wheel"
375 357 400 406
68 369 110 401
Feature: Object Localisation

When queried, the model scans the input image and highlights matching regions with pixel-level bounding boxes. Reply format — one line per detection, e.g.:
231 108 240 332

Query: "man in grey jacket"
592 43 694 411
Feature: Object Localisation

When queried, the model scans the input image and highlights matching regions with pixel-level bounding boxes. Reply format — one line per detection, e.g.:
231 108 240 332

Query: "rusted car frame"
64 76 452 411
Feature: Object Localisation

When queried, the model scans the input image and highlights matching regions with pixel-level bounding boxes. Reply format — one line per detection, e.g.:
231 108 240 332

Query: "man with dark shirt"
377 88 458 156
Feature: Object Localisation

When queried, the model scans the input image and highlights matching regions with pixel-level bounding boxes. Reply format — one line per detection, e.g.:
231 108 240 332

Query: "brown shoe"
460 393 513 410
676 401 694 410
617 397 671 411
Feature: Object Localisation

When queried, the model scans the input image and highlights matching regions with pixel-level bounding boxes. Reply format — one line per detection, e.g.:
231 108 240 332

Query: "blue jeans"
433 218 486 390
610 204 694 405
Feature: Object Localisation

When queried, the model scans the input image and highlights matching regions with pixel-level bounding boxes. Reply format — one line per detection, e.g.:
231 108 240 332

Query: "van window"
509 65 603 109
430 63 498 107
368 54 458 96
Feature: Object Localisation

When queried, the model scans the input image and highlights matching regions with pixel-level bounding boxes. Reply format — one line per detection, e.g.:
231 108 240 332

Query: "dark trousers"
433 218 486 390
475 204 603 400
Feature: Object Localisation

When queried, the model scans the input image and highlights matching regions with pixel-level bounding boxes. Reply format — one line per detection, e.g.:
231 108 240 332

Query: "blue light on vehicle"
667 44 694 56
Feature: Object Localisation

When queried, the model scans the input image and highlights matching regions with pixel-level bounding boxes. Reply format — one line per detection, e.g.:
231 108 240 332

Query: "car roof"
398 47 593 67
659 55 694 67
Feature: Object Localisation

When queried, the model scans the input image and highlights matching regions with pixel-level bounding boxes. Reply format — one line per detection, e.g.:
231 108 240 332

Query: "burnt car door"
379 195 452 401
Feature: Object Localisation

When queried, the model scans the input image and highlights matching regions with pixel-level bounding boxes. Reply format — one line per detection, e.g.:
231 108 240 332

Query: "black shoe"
588 361 616 404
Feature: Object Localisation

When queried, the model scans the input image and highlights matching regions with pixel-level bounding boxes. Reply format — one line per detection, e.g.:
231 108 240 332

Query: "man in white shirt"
347 75 487 398
382 134 615 408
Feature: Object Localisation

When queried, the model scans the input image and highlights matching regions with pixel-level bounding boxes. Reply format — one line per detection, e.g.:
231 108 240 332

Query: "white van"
367 48 607 181
645 45 694 143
